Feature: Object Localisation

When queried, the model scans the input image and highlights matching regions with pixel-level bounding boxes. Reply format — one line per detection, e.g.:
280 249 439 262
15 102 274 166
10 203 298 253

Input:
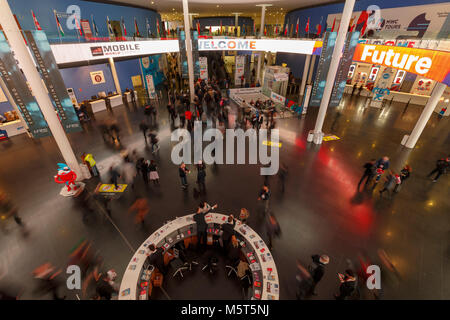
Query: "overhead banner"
330 31 360 107
0 31 50 138
310 32 337 107
199 56 208 80
50 40 180 64
198 39 318 55
234 55 245 86
352 44 450 86
326 2 450 39
25 30 82 133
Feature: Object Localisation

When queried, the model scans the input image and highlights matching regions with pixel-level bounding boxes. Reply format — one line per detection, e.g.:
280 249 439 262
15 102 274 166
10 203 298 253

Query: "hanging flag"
31 10 42 31
275 24 278 35
295 18 299 37
242 23 246 36
316 24 322 37
156 19 160 38
75 14 83 36
356 10 369 36
253 20 256 35
348 16 355 32
197 21 200 34
220 20 222 35
305 17 310 34
133 17 140 37
91 15 99 37
331 17 336 32
264 25 267 36
121 17 127 36
54 10 65 37
106 16 114 37
284 21 288 36
209 25 212 35
166 21 170 36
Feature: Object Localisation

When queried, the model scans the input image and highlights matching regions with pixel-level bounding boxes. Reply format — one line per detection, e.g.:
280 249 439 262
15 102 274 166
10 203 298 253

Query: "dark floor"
0 91 448 300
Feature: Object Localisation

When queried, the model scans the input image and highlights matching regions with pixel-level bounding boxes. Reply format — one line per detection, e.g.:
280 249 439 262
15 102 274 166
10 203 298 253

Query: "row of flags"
31 10 162 39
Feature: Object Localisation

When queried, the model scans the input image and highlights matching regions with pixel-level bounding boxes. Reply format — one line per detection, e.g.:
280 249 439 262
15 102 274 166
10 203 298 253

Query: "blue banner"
0 31 50 138
310 32 337 107
329 31 360 107
25 30 81 133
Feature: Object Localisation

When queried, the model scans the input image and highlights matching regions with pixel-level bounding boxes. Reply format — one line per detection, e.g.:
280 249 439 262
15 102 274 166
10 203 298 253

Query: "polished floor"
0 92 448 300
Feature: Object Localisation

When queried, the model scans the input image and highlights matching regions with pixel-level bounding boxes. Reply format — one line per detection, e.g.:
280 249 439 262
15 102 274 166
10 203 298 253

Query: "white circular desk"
119 213 279 300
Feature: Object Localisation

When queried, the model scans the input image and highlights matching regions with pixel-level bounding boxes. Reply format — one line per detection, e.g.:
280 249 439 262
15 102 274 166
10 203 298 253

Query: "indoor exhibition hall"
0 0 449 308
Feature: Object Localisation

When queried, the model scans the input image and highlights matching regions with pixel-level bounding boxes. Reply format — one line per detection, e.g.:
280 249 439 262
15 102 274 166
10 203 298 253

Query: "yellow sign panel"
262 140 282 147
131 75 142 87
323 135 340 142
98 184 128 193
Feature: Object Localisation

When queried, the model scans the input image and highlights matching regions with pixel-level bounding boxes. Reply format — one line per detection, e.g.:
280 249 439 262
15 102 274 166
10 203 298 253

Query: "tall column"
312 0 355 144
256 4 271 84
298 54 311 104
182 0 196 102
307 55 316 84
232 13 242 36
404 82 446 149
109 57 121 95
0 76 29 131
0 0 81 176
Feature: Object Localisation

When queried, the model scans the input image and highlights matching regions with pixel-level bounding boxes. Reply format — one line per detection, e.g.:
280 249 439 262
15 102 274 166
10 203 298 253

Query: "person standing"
179 163 190 189
308 254 329 295
136 158 149 186
358 159 376 190
82 152 100 177
220 214 236 250
196 161 206 194
265 212 281 250
375 156 390 170
194 203 210 251
148 131 160 154
139 120 149 145
335 269 357 300
239 208 250 224
109 166 121 190
379 170 396 197
278 164 288 193
258 185 271 215
427 156 449 182
394 165 411 193
147 244 167 275
148 160 160 185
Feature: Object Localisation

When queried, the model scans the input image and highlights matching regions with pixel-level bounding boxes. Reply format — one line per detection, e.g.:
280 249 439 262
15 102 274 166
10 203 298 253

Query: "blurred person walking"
427 156 449 182
179 163 190 189
308 254 329 295
148 160 160 185
128 197 150 226
358 159 376 190
335 269 357 300
265 212 281 250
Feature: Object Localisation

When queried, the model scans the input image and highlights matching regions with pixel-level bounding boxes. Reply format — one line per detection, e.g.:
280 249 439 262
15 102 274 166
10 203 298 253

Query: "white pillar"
182 0 196 102
0 76 29 131
298 54 311 104
307 55 316 84
256 4 271 84
404 82 446 149
0 0 81 176
109 57 121 95
312 0 355 144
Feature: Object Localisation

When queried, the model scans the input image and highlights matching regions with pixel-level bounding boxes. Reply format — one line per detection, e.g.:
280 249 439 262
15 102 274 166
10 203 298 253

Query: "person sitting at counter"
146 244 167 275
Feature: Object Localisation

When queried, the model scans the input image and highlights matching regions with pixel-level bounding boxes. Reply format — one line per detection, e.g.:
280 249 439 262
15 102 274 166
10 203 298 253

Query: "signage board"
90 70 105 84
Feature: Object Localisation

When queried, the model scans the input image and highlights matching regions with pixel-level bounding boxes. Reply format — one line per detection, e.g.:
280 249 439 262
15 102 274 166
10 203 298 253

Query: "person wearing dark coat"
308 254 329 295
221 215 236 250
147 244 167 275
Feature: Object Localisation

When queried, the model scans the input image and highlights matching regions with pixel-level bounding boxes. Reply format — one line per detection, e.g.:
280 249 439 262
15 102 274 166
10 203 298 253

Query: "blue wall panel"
114 58 142 92
59 64 116 102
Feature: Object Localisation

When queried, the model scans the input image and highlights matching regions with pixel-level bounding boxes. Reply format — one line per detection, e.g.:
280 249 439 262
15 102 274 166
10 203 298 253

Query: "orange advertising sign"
353 44 450 86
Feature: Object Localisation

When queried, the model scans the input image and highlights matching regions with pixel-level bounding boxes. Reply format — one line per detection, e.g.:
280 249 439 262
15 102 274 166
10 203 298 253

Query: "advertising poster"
199 57 208 80
310 32 337 107
80 19 93 39
234 55 245 86
0 31 50 138
371 67 394 108
90 71 105 84
329 31 360 107
25 30 82 133
145 74 156 99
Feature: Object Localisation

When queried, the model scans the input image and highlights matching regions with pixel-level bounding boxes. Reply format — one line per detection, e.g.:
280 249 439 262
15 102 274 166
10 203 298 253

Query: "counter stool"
202 256 218 274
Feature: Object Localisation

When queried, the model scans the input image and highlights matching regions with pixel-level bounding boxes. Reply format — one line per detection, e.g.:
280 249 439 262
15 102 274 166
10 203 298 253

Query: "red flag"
197 21 200 34
134 18 140 37
209 25 212 35
305 17 310 33
316 24 322 37
75 15 83 36
284 22 288 36
348 17 355 32
167 22 171 36
156 19 160 36
356 10 369 35
264 25 267 35
31 10 42 31
220 20 222 35
275 24 278 34
331 17 336 32
295 18 299 36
